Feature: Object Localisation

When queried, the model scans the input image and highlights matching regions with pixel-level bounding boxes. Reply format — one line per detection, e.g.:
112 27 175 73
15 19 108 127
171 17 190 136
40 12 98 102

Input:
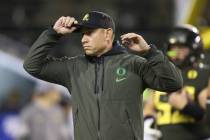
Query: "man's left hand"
120 33 150 53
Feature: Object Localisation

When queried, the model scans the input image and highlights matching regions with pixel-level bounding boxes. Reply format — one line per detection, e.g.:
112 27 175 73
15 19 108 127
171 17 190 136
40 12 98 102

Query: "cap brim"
73 23 98 33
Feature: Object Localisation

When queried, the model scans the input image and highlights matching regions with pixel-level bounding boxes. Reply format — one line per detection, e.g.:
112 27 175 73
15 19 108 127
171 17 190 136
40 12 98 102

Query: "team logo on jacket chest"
115 67 127 82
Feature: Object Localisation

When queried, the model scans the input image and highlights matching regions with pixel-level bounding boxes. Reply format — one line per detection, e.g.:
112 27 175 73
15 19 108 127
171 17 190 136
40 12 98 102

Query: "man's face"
167 45 190 63
81 28 108 57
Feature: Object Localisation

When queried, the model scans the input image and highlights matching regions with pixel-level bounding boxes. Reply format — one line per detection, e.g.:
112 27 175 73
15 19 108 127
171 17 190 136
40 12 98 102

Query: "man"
23 11 182 140
18 81 70 140
144 24 210 140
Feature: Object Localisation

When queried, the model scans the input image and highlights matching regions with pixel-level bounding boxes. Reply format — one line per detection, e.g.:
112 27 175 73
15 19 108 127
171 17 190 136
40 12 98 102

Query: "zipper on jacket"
101 58 105 92
125 109 137 140
94 57 105 140
94 63 98 94
94 57 105 94
97 95 101 140
94 59 101 140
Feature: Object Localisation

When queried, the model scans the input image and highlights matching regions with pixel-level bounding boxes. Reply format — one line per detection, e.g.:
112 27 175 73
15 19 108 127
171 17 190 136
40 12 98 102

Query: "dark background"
0 0 176 57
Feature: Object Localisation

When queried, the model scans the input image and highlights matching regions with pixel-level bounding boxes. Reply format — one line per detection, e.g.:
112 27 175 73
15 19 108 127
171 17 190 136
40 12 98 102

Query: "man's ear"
105 28 114 41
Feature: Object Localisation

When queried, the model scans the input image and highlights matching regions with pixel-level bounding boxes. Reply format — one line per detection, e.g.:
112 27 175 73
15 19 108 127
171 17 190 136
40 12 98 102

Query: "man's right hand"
53 16 78 35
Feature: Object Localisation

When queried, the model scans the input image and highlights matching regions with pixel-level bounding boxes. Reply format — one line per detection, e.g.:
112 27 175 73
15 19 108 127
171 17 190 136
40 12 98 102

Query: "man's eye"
86 31 92 35
83 29 96 36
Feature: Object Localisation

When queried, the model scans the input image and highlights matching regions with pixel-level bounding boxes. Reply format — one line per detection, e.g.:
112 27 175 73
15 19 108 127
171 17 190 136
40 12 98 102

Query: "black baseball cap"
73 11 115 32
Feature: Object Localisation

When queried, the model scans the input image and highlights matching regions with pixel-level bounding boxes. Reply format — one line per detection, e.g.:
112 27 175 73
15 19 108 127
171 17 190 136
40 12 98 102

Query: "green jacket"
23 29 183 140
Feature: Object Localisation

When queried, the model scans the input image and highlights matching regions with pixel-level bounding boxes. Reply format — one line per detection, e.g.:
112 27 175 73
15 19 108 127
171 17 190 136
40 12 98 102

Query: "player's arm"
143 91 162 139
169 88 205 121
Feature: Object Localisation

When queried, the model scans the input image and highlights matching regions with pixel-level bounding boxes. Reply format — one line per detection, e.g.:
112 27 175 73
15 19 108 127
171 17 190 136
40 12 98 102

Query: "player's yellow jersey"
154 66 210 125
154 86 195 125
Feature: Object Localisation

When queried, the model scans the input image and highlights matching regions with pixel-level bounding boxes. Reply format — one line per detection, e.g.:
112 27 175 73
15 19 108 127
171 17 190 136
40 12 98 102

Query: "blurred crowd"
0 80 74 140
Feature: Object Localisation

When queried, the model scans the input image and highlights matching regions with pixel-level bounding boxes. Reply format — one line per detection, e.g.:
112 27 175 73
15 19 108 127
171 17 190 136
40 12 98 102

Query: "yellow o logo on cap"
187 70 198 79
83 14 89 21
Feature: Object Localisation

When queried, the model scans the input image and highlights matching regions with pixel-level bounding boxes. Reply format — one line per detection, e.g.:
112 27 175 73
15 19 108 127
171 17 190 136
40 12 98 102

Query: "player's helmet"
166 24 204 66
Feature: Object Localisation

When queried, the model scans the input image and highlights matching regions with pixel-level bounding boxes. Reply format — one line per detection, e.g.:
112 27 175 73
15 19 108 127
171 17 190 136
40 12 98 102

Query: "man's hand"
53 16 78 34
168 89 188 110
120 33 150 53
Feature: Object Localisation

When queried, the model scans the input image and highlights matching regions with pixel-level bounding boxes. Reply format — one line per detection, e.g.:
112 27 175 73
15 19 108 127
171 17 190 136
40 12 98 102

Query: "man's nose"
81 35 88 44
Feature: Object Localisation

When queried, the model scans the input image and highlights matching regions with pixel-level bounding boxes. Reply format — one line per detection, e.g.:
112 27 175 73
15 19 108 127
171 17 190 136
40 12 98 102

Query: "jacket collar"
86 41 127 61
103 41 127 56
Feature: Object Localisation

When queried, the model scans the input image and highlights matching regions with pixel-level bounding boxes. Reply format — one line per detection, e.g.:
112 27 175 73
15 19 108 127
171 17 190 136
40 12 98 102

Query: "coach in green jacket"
23 11 183 140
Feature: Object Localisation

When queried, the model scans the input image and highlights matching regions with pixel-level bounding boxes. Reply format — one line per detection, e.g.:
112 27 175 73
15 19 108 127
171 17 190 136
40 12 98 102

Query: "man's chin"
85 51 95 56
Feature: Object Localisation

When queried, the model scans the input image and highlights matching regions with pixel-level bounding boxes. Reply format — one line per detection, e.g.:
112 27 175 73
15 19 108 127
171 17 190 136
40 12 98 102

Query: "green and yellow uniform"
154 66 210 140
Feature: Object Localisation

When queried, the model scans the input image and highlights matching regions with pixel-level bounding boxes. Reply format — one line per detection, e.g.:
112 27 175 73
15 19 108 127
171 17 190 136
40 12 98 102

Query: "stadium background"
0 0 210 139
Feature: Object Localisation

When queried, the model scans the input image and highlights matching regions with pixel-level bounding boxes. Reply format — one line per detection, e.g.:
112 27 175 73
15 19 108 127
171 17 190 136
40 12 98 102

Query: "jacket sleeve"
135 45 183 92
23 28 72 87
